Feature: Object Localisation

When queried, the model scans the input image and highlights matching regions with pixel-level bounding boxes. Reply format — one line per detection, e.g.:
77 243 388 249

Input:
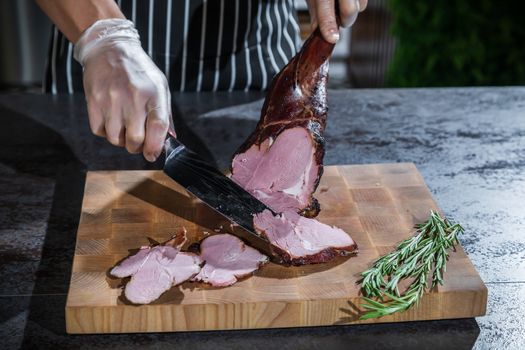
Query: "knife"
163 134 281 262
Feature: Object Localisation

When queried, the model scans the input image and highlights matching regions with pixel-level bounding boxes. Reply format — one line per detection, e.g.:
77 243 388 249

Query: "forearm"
35 0 125 43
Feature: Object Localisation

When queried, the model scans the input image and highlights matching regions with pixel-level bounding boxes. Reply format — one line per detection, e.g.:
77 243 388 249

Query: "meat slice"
232 127 320 214
110 247 151 278
253 210 358 265
231 28 334 218
193 234 268 287
110 233 202 304
121 250 201 304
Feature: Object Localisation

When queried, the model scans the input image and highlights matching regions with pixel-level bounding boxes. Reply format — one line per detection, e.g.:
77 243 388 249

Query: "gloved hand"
74 18 171 162
306 0 367 43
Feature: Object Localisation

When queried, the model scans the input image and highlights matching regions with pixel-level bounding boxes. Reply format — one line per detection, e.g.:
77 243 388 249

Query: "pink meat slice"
253 209 358 265
110 240 202 304
193 234 268 287
110 247 151 278
231 127 319 214
124 251 202 304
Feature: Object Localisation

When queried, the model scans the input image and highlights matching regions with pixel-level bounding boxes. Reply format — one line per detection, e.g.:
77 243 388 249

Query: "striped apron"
44 0 301 94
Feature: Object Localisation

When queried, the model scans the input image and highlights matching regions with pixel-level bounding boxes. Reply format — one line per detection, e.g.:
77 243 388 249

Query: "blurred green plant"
386 0 525 87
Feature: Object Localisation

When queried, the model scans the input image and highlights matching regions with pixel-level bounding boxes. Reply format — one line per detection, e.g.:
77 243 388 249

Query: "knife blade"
163 135 280 262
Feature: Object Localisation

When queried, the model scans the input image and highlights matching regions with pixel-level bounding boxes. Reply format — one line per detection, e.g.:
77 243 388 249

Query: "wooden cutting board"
65 163 487 333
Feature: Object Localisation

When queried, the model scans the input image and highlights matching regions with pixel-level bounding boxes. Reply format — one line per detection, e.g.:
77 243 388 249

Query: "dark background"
2 0 525 91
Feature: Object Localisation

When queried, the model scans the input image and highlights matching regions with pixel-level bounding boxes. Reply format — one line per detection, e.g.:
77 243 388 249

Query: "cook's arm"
36 0 171 162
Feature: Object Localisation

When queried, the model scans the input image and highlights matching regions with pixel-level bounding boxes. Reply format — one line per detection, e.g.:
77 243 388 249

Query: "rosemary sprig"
358 211 463 320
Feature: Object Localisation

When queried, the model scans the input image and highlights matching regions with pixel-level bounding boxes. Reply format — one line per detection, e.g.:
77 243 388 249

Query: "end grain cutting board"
65 163 487 333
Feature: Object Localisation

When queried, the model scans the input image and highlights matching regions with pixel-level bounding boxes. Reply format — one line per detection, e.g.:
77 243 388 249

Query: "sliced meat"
110 231 202 304
110 234 186 279
110 247 151 278
253 210 358 265
122 249 201 304
232 127 320 214
231 28 334 218
193 234 268 287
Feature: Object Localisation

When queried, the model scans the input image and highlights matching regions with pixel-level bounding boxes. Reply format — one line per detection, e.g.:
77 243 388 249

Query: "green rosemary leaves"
358 211 463 320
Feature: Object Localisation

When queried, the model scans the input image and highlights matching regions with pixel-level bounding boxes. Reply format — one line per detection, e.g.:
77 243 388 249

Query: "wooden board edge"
65 287 488 334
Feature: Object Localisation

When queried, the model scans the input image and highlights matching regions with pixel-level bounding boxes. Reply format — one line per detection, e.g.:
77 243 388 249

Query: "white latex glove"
74 19 171 162
306 0 367 43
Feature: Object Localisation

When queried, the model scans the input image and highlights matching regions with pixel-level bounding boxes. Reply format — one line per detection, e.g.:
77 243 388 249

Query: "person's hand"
306 0 367 43
74 19 171 162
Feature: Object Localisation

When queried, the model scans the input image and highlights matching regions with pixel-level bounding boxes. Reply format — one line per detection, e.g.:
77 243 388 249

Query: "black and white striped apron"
44 0 301 94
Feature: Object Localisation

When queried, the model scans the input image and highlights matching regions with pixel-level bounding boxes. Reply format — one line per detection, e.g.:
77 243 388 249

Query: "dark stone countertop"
0 88 524 349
